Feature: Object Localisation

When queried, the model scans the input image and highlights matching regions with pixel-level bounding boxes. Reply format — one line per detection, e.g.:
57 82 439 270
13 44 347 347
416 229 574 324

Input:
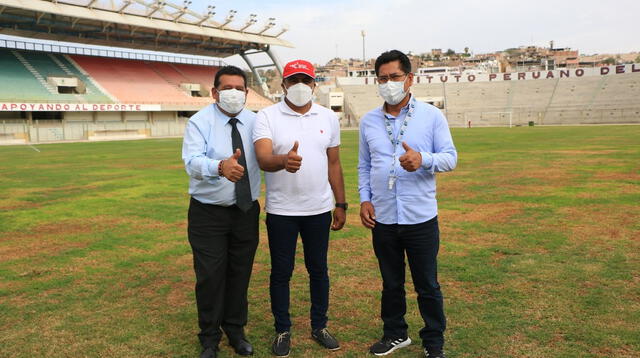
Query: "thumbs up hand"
284 141 302 173
222 148 245 182
399 141 422 172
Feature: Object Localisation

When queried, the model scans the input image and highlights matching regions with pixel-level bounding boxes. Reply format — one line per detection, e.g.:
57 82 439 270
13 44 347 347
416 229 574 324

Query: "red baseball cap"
283 60 315 79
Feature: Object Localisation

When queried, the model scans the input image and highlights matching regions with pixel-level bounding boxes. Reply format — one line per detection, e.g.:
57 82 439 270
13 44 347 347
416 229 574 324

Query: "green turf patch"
1 125 639 357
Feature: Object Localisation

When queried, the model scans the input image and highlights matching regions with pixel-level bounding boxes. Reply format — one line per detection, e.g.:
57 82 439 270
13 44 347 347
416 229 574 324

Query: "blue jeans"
266 211 332 333
372 216 446 351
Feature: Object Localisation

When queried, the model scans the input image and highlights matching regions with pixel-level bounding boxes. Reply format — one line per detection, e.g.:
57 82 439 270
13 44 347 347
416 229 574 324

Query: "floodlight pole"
361 30 366 68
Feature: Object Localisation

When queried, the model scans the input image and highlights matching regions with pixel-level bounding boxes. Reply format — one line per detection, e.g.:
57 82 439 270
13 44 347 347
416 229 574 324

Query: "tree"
464 47 469 54
603 57 616 65
445 48 456 56
636 55 640 63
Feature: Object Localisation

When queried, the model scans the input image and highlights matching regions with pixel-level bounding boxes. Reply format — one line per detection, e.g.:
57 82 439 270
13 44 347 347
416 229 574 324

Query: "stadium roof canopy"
0 0 294 57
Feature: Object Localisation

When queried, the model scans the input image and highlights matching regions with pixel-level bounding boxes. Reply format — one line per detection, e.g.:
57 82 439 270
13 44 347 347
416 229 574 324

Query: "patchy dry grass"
1 126 639 357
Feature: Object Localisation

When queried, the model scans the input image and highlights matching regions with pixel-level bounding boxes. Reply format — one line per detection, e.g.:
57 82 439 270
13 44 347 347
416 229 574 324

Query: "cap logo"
290 62 308 70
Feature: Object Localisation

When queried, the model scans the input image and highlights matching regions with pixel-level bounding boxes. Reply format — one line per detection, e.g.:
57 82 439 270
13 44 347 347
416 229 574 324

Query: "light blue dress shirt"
358 95 457 225
182 104 261 206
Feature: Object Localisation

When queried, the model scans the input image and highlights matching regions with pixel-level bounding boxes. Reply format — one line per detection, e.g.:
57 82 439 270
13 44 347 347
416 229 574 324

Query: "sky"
193 0 639 68
1 0 637 69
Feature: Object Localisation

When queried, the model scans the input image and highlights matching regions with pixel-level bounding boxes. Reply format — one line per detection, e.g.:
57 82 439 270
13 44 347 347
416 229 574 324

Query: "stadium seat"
70 55 199 104
0 49 62 101
342 72 640 126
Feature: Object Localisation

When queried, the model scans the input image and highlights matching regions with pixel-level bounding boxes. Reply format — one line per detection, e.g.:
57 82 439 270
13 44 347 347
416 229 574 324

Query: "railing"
0 38 227 67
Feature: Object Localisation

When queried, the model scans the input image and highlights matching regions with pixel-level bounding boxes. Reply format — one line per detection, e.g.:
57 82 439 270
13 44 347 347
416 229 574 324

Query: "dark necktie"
228 118 253 212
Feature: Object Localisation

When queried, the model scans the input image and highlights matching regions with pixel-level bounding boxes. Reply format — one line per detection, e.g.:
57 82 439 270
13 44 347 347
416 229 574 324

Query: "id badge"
387 175 397 190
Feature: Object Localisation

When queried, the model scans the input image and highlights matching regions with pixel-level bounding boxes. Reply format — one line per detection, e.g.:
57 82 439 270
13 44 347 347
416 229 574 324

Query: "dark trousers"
372 216 446 351
266 211 332 333
187 197 260 349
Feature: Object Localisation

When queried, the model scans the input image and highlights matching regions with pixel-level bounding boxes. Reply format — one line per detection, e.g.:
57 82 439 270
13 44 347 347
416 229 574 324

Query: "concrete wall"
0 111 188 144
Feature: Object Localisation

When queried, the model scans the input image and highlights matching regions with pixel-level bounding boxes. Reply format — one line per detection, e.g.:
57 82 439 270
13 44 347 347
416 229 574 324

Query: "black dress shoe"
200 347 217 358
229 336 253 356
424 347 446 358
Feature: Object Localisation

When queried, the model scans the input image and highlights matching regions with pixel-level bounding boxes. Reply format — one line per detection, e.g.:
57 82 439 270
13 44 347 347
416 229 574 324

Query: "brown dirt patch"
0 200 42 210
592 171 640 181
558 205 639 249
510 167 576 182
166 279 192 308
0 216 176 261
590 345 640 357
444 278 487 304
38 184 99 198
446 230 533 254
0 238 90 263
0 219 98 261
441 202 528 225
0 187 44 210
332 275 380 298
549 150 620 155
501 332 542 356
110 163 157 169
437 180 479 200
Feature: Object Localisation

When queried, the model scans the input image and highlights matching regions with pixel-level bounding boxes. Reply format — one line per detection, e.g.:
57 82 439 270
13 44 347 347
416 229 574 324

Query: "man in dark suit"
182 66 261 358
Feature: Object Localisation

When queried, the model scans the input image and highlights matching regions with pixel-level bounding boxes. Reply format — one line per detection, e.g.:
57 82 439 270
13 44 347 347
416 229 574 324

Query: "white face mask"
285 83 313 107
217 88 246 115
378 77 408 105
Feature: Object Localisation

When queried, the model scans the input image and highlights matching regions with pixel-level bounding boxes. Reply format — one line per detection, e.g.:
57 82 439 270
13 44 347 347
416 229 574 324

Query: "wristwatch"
335 203 348 210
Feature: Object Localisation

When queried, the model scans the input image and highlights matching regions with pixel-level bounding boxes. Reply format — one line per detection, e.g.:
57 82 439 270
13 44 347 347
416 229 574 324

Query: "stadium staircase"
10 50 58 95
63 55 119 103
0 50 54 101
145 61 211 104
0 48 115 103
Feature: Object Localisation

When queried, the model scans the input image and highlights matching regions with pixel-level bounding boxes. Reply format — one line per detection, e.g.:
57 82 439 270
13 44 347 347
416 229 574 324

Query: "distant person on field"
358 50 457 358
253 59 347 357
182 65 260 358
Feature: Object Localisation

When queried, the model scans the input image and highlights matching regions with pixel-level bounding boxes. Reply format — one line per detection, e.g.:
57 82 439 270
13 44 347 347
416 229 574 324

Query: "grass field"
1 125 639 358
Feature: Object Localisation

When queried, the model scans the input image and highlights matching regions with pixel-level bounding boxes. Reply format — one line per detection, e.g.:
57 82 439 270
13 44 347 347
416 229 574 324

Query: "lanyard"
384 96 416 190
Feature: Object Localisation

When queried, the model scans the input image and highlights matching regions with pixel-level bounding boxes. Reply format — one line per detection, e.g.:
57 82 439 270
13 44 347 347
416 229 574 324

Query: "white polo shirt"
253 100 340 216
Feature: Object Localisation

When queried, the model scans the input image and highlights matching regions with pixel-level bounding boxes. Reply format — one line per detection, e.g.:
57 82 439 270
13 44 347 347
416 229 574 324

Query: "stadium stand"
0 0 287 144
70 55 196 104
341 71 640 127
171 63 218 84
0 47 274 110
0 47 276 143
17 50 113 103
55 54 115 102
0 49 59 101
156 62 275 110
146 62 210 98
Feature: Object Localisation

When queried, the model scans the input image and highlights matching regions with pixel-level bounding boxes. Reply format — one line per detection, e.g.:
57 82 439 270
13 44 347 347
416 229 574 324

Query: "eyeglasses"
377 73 408 84
285 75 315 85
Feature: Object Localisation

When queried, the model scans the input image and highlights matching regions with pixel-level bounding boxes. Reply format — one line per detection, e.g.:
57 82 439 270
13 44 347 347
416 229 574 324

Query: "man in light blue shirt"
182 66 260 358
358 50 457 358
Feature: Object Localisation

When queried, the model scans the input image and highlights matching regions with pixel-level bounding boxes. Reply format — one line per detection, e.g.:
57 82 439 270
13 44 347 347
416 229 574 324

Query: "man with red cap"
253 60 347 357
